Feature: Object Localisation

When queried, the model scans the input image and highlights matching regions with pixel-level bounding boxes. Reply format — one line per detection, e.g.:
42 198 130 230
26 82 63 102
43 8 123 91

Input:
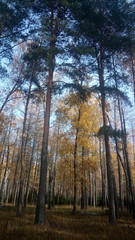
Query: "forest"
0 0 135 239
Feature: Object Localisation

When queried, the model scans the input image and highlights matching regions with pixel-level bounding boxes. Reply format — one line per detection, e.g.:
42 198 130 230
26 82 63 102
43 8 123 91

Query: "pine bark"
96 44 116 223
35 6 57 223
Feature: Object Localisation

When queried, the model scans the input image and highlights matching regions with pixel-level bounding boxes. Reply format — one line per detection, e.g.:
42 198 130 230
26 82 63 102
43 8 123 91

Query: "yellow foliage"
55 93 101 192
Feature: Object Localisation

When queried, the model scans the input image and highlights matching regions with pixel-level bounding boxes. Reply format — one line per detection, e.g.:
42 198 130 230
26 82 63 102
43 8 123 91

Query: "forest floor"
0 205 135 240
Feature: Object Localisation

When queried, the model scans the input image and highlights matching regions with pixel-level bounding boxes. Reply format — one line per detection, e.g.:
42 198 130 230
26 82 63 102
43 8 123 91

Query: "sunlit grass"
0 205 135 240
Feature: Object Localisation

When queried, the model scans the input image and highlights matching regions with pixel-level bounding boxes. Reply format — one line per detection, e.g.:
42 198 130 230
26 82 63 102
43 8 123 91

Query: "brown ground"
0 205 135 240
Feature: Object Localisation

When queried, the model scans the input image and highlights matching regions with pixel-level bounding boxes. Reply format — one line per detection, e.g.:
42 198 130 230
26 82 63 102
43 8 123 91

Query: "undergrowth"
0 205 135 240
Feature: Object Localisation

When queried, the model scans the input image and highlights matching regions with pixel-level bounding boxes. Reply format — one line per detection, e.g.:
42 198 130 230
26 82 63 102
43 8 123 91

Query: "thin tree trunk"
113 54 135 217
130 54 135 103
81 147 85 209
35 6 57 224
122 110 135 218
0 118 13 207
24 138 36 207
11 150 20 205
24 108 40 207
0 131 8 162
16 79 32 217
84 175 88 209
0 145 10 207
72 109 81 214
0 130 9 186
99 138 106 209
52 133 59 207
96 45 116 223
117 155 124 210
113 100 124 211
131 122 135 164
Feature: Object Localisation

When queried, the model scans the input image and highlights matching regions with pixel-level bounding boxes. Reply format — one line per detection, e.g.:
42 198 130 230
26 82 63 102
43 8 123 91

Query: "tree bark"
72 109 81 214
96 44 116 223
52 132 59 207
81 147 85 209
99 139 107 209
35 6 57 223
112 56 135 218
16 79 32 217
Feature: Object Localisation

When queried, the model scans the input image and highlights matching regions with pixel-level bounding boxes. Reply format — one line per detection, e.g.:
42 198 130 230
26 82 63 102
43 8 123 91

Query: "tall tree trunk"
122 110 135 218
16 79 32 217
72 109 81 214
84 175 88 209
81 147 85 209
131 122 135 164
112 56 135 218
117 155 124 210
5 179 12 204
0 130 8 162
52 132 59 207
0 130 8 186
34 49 53 224
0 118 13 207
24 109 39 207
48 169 53 210
88 172 92 207
47 142 56 209
11 150 20 205
102 97 116 223
96 45 116 223
92 173 96 208
5 128 20 204
130 53 135 102
113 100 124 211
35 6 57 224
0 145 10 207
24 138 36 207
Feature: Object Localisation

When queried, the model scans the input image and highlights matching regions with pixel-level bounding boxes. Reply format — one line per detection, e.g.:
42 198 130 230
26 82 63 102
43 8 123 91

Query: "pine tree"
67 0 135 223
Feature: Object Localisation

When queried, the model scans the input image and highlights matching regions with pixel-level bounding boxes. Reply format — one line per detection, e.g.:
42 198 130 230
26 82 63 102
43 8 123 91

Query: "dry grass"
0 205 135 240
